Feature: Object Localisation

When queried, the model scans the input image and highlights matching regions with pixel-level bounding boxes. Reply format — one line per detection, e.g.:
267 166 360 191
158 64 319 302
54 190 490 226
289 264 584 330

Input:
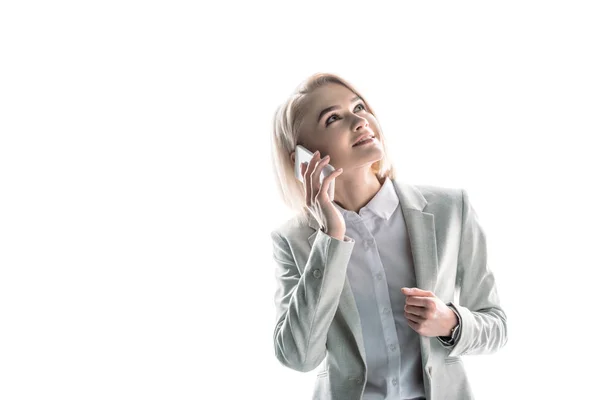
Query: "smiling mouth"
353 136 375 147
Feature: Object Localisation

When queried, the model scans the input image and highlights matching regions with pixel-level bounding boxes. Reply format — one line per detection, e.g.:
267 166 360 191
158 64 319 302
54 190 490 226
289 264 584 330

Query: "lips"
353 134 375 147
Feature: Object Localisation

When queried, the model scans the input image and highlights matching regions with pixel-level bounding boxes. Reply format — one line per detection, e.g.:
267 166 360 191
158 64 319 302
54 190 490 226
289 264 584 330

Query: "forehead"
306 83 356 112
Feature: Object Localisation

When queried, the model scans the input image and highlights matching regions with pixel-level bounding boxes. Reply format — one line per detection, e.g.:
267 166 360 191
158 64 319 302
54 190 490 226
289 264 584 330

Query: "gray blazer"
270 179 508 400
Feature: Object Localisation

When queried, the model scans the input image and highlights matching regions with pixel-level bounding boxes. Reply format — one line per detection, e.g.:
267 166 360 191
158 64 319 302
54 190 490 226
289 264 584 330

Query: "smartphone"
294 144 337 198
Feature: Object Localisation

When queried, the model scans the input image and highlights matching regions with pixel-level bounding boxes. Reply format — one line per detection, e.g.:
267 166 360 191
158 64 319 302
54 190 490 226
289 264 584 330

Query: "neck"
334 171 384 214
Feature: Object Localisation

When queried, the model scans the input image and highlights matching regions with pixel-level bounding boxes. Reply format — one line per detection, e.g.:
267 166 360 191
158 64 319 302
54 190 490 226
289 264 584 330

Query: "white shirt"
331 177 429 400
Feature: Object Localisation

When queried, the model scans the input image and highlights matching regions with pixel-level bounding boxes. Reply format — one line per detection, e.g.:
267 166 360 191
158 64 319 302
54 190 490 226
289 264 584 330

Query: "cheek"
323 147 345 165
368 117 381 133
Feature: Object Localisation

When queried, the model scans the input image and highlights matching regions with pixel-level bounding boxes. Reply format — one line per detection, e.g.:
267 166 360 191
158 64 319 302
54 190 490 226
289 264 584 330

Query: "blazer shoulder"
414 183 464 210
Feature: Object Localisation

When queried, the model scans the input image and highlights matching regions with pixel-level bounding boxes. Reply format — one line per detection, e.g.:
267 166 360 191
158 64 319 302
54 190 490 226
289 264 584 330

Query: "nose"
353 115 369 131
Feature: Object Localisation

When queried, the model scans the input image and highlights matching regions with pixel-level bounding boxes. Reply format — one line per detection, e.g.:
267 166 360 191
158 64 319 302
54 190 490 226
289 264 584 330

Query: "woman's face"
294 83 384 175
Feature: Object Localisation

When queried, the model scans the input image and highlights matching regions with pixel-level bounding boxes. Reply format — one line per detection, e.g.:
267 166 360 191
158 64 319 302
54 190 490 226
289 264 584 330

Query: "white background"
1 1 599 399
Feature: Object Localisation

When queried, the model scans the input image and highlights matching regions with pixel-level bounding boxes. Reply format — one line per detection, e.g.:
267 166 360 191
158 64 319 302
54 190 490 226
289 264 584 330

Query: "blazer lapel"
392 179 439 370
304 178 439 369
392 179 439 294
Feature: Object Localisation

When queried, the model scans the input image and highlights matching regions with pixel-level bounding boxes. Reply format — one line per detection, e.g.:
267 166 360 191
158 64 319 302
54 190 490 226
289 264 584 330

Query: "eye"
325 103 367 127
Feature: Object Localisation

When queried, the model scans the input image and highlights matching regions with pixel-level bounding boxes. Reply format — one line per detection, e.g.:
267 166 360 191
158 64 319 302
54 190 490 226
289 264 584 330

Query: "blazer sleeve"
271 228 355 372
446 189 508 358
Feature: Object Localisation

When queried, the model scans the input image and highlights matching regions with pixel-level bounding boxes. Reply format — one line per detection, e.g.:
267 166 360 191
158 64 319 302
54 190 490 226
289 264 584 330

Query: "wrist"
445 308 459 336
324 229 345 241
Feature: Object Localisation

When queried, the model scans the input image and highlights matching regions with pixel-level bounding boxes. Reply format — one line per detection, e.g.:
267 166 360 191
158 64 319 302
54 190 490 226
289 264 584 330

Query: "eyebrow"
317 95 363 123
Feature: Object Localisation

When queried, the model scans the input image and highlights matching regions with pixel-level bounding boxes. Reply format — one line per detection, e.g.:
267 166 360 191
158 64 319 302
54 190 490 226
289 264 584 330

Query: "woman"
269 72 508 400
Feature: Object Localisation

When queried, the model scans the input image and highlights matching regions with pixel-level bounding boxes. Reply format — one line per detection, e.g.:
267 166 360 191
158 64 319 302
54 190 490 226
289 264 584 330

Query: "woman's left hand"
401 287 458 337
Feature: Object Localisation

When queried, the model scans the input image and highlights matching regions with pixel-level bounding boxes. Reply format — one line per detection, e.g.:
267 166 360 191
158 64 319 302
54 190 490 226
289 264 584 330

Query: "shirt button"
376 272 383 280
392 378 398 386
312 269 322 279
382 307 390 314
389 344 396 351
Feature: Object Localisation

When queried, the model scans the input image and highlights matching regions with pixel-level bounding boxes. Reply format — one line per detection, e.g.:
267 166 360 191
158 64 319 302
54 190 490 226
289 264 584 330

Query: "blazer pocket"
444 357 462 365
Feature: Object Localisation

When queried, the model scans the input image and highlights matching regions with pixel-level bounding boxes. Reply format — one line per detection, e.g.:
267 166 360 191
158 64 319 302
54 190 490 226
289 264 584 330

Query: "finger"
311 154 329 185
304 150 321 202
318 167 343 199
404 304 421 315
405 296 431 307
301 162 311 204
303 150 321 184
301 162 309 181
301 162 309 198
402 287 433 297
310 155 331 202
406 318 425 335
405 311 424 324
304 150 321 198
405 304 429 318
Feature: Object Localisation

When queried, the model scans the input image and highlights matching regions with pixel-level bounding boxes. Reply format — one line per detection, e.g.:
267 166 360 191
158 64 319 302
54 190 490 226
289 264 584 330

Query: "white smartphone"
294 145 336 183
294 144 337 198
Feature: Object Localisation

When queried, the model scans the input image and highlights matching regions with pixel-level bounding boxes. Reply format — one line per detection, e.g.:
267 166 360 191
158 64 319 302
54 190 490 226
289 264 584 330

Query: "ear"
290 150 295 164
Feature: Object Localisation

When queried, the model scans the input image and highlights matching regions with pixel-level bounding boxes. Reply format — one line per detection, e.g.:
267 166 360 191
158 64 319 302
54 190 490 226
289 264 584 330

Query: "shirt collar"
333 176 399 220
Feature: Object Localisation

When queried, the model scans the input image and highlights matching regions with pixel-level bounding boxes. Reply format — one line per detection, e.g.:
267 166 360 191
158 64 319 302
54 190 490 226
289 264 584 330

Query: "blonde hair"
270 72 397 227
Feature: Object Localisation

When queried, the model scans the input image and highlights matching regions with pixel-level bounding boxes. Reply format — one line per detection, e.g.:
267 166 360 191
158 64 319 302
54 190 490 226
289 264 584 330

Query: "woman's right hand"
301 150 346 240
